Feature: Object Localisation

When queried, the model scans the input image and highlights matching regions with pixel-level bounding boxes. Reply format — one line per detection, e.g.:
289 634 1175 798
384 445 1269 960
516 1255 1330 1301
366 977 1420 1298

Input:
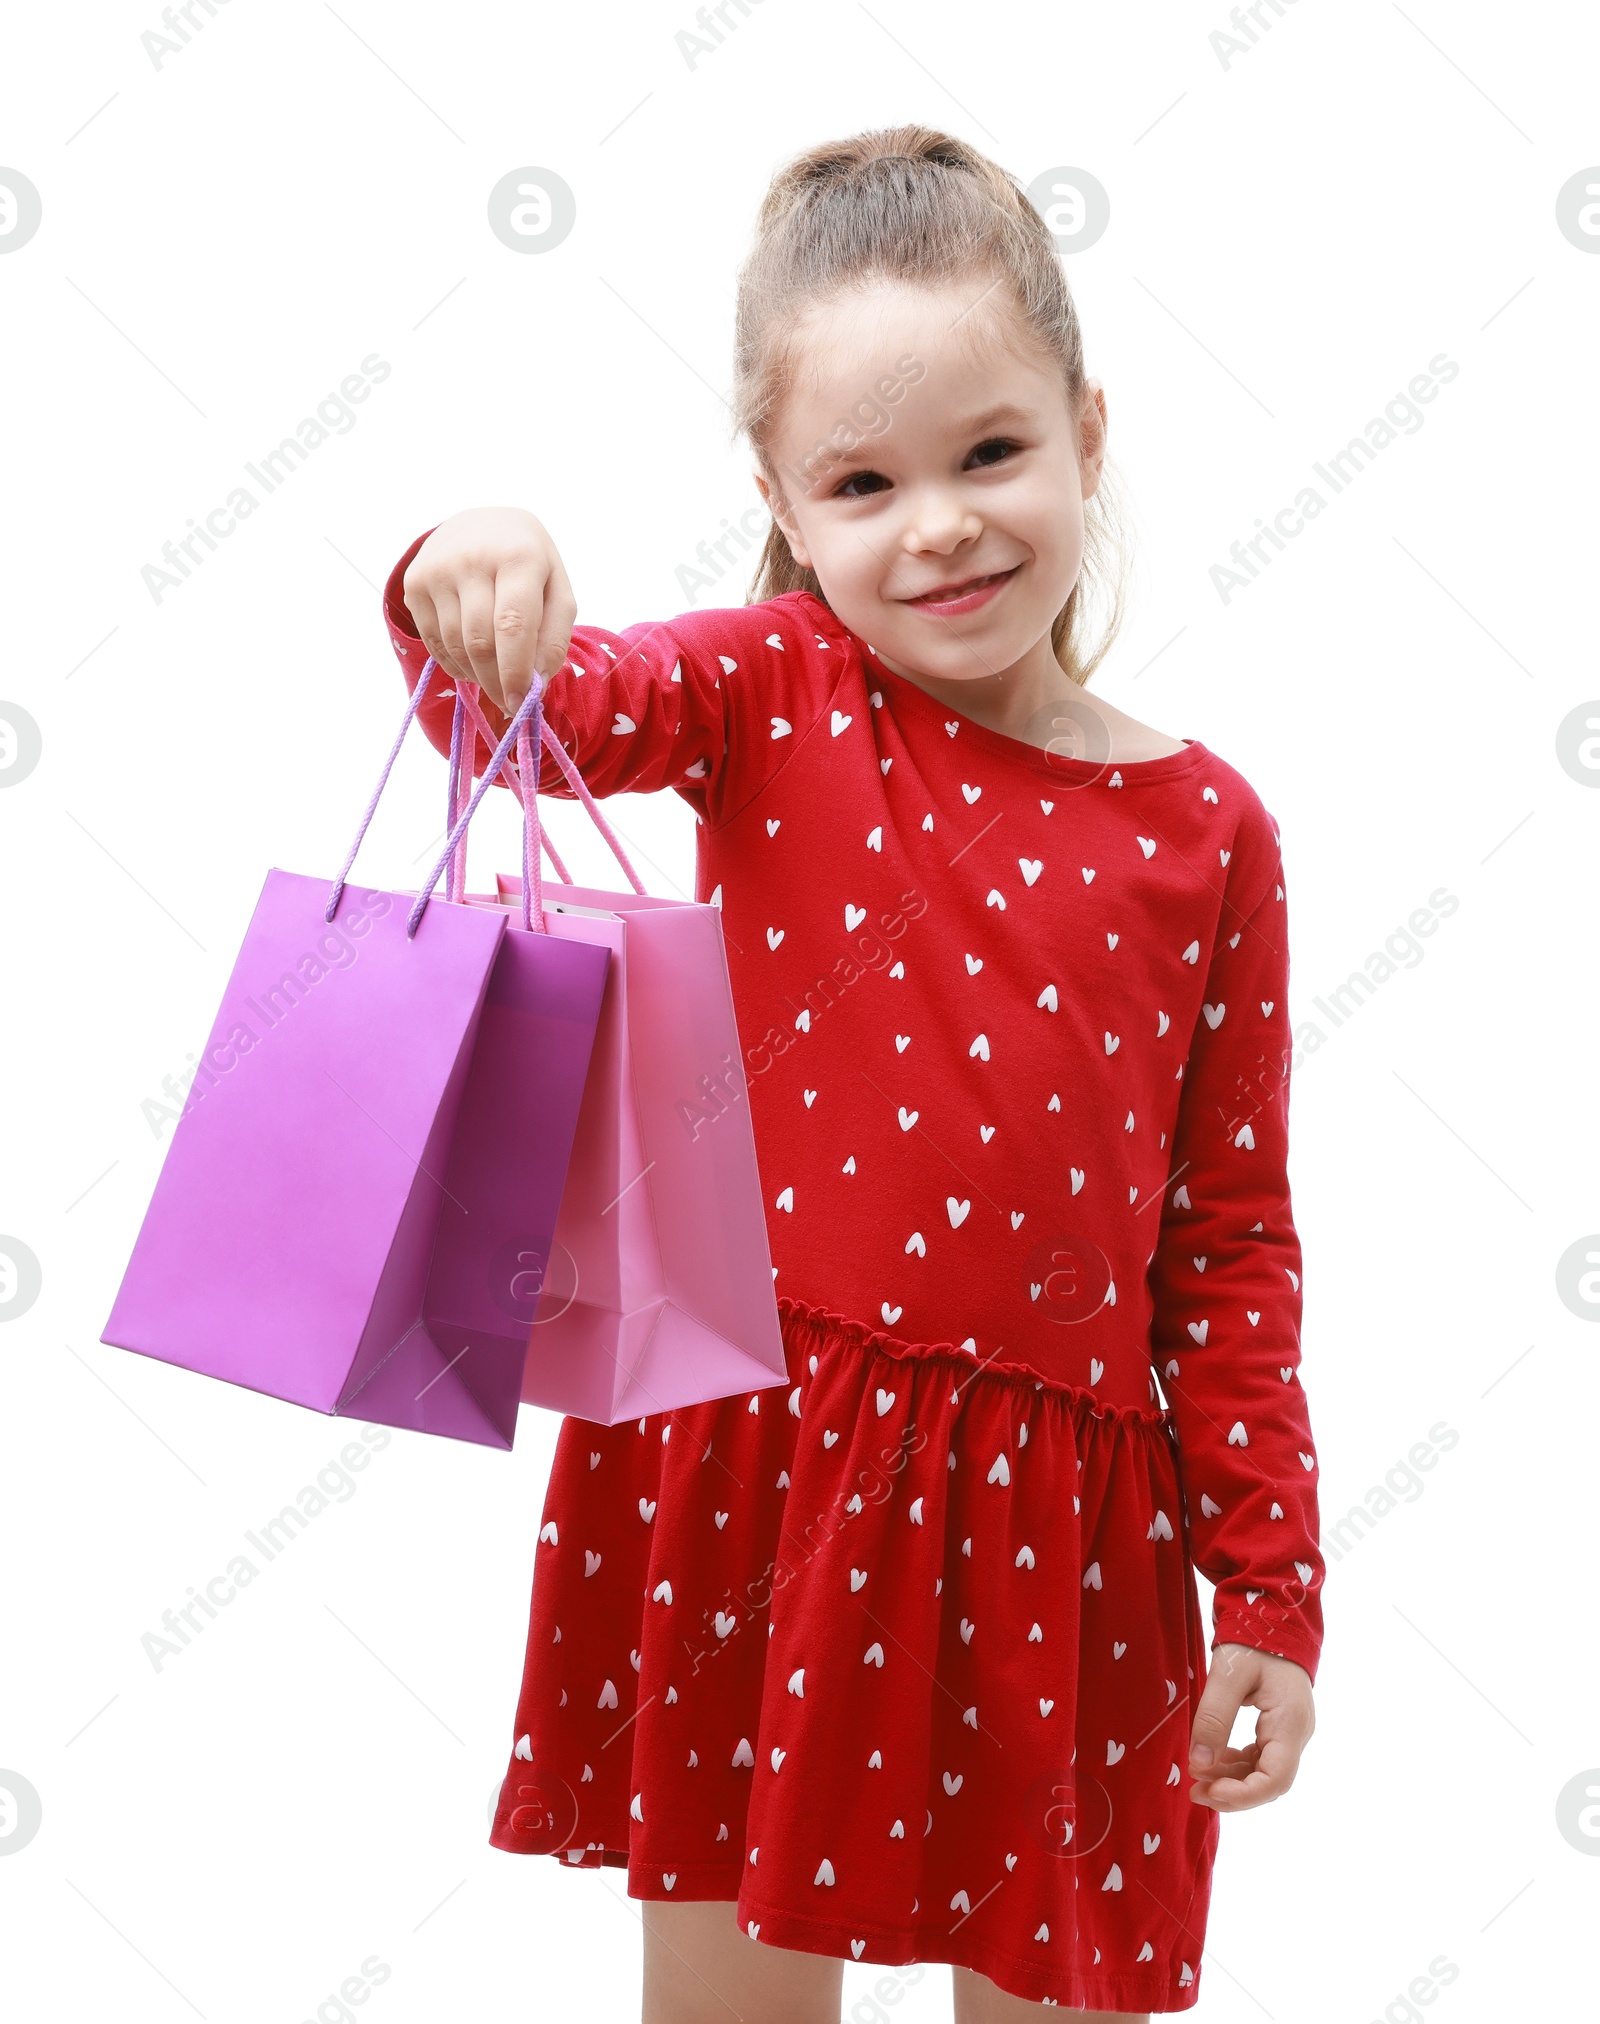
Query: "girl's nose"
901 490 983 558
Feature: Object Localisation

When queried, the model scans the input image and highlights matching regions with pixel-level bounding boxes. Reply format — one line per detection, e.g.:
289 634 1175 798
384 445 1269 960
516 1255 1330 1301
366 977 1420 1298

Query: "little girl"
383 126 1320 2022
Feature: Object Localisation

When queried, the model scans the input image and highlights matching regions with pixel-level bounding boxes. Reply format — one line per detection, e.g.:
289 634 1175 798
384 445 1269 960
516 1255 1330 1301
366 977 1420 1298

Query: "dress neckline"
782 590 1210 787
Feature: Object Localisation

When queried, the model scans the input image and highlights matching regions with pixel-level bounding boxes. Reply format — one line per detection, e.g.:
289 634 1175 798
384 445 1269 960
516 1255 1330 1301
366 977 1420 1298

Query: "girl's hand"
401 505 576 716
1187 1642 1315 1811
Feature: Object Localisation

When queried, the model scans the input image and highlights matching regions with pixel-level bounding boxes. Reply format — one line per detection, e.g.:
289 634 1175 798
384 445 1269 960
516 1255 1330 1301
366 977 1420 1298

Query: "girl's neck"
871 629 1071 748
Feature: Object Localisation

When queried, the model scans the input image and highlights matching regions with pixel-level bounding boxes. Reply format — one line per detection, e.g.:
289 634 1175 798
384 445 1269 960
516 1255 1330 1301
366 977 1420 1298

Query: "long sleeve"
1146 834 1322 1681
381 528 836 832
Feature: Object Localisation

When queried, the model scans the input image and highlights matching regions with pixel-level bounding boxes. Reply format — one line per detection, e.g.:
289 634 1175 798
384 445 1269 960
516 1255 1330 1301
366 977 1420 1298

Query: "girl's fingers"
1191 1716 1306 1810
454 573 511 702
1190 1763 1283 1811
1188 1673 1248 1771
403 582 463 686
491 555 553 714
530 557 578 688
428 585 470 691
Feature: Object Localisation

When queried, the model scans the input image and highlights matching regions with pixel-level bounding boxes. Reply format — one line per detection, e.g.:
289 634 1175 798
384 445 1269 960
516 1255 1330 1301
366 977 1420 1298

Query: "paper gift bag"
102 668 610 1448
469 713 788 1426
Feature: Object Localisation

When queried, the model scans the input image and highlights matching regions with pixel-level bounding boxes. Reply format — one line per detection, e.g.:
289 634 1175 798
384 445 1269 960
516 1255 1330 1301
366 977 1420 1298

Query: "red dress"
383 535 1323 2013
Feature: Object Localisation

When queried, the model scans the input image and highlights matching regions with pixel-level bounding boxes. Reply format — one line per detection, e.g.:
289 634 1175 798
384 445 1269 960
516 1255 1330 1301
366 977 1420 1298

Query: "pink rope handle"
447 679 647 897
450 680 575 886
446 691 470 904
538 716 648 895
407 677 547 938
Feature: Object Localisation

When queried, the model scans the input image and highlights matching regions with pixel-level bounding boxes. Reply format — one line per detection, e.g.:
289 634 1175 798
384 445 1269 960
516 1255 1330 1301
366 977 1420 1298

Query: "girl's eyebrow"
953 401 1039 433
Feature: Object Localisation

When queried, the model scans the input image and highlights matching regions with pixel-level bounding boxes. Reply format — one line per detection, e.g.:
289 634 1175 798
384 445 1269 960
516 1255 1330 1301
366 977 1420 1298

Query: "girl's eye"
835 468 889 499
967 437 1020 470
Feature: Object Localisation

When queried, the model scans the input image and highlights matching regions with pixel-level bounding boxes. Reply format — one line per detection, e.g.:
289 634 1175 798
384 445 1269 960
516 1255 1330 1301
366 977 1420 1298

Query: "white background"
2 1 1598 2018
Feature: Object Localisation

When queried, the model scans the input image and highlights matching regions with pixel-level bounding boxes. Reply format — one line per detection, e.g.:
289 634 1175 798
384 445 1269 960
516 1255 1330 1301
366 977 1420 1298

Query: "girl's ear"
1077 379 1109 505
754 469 812 571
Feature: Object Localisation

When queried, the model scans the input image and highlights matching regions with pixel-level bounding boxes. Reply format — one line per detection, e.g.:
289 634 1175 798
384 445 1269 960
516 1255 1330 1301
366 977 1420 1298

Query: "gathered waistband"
777 1295 1176 1434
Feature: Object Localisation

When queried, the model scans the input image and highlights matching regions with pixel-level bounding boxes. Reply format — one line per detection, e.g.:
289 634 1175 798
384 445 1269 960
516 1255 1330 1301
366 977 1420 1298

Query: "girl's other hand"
401 505 576 716
1186 1643 1315 1811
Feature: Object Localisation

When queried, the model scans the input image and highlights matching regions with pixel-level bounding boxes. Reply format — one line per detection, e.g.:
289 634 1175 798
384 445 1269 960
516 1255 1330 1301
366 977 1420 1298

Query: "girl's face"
757 279 1105 688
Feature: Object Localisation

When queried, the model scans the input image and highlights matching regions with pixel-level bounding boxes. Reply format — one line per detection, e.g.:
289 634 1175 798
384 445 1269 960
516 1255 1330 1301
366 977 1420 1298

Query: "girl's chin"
873 631 1033 685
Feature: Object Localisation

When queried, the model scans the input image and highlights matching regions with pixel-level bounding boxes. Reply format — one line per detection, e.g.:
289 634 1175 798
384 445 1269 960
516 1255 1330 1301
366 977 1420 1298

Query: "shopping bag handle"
325 656 542 932
327 654 650 939
448 682 574 896
325 652 443 922
407 679 549 937
445 672 651 905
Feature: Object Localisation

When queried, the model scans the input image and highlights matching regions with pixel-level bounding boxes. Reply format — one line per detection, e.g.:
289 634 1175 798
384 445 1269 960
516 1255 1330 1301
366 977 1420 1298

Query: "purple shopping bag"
101 668 610 1448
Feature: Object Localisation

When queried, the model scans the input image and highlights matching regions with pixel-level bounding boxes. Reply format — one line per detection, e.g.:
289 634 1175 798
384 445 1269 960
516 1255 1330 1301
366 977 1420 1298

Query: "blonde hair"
732 125 1129 688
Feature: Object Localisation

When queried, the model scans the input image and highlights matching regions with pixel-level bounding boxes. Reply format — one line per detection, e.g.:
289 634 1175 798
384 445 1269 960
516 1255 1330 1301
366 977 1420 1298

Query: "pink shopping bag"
446 680 789 1425
101 669 610 1448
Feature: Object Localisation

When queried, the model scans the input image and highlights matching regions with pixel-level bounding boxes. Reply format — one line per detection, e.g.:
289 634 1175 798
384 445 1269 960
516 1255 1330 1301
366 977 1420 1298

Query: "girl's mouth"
900 564 1019 617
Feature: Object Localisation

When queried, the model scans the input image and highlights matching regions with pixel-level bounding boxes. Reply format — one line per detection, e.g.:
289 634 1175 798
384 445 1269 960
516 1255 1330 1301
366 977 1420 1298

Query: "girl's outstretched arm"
1145 823 1323 1693
381 512 834 831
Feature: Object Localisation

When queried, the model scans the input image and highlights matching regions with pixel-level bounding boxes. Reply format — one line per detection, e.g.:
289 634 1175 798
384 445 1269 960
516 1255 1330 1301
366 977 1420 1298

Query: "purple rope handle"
325 651 649 936
407 677 547 938
325 654 440 923
518 709 542 932
446 678 647 897
537 717 648 895
451 679 575 886
446 691 470 904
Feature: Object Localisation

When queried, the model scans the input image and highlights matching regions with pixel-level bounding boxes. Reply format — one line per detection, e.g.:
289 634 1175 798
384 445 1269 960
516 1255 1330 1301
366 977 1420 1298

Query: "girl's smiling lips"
898 563 1020 616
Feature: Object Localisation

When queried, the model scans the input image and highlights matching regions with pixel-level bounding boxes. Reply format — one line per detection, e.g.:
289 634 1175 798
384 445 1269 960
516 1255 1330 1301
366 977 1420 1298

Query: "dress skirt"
490 1298 1221 2013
